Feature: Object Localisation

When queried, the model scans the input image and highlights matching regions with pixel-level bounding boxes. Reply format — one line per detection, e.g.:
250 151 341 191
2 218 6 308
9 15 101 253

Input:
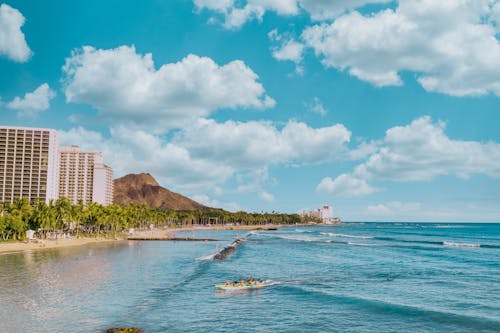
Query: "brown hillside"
113 173 208 211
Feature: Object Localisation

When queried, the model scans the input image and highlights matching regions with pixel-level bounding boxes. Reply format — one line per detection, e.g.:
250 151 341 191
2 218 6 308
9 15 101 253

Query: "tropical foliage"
0 198 308 241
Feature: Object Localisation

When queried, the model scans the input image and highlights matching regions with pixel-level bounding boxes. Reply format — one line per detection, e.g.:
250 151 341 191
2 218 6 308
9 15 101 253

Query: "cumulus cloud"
59 126 234 193
302 0 500 96
270 36 304 63
318 116 500 197
194 0 389 28
60 117 351 195
194 0 299 29
316 174 377 197
269 29 305 73
176 118 351 167
62 45 275 130
6 83 56 116
0 4 31 62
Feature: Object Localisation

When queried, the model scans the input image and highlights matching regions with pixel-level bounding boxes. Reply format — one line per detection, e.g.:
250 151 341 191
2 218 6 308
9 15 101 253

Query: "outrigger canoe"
214 283 264 290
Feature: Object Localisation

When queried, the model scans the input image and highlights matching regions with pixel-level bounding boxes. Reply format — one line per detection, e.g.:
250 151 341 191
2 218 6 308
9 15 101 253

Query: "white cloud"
59 116 351 196
59 126 234 193
259 191 275 202
272 39 304 64
319 116 500 197
6 83 56 116
269 29 305 74
194 0 390 28
0 4 31 62
362 201 500 222
194 0 233 11
177 118 351 167
191 194 242 212
357 116 500 181
305 97 327 115
195 0 299 29
299 0 391 21
302 0 500 96
197 0 500 96
62 45 275 130
348 140 378 160
316 174 377 197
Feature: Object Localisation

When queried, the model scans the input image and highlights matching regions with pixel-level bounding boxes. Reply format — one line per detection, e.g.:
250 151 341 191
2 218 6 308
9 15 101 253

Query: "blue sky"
1 0 500 221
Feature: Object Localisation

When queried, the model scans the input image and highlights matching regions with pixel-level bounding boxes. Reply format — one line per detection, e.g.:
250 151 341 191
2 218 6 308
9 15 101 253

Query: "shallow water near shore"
1 223 500 332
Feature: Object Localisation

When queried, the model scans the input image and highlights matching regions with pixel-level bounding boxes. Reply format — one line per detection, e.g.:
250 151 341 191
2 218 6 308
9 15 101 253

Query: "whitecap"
321 232 374 239
443 241 480 248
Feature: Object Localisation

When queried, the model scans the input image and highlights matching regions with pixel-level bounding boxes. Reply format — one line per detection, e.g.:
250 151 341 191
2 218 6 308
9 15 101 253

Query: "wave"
321 232 374 239
347 242 383 247
265 232 500 249
443 241 480 248
276 284 500 330
295 229 314 233
269 235 319 242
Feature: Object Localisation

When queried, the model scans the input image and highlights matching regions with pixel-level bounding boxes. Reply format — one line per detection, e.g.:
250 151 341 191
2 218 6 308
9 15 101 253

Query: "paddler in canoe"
215 276 264 290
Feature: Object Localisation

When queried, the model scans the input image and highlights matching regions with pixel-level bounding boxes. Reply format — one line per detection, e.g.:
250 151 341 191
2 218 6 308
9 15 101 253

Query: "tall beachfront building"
93 161 113 206
0 126 60 203
59 146 113 205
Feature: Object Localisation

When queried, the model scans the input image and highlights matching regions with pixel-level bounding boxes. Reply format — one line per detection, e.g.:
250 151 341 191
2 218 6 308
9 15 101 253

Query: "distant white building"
59 146 113 205
92 158 113 206
0 126 59 203
300 205 338 224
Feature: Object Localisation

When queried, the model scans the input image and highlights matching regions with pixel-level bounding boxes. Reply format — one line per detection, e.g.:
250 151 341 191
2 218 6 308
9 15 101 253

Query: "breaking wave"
443 241 480 248
321 232 374 239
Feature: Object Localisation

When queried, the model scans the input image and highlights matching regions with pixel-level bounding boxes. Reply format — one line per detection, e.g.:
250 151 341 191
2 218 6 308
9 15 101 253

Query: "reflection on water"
0 243 126 332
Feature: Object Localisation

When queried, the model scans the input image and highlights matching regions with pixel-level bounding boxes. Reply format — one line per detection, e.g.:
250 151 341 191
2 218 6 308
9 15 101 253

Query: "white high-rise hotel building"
59 146 113 206
0 127 60 203
0 126 113 205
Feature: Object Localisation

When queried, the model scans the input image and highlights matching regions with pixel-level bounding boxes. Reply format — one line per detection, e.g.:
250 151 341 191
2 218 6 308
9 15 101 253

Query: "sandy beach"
0 224 287 254
0 237 124 254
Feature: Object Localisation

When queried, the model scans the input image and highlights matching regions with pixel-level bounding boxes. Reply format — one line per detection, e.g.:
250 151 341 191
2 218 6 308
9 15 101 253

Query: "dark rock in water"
213 245 236 260
105 327 143 333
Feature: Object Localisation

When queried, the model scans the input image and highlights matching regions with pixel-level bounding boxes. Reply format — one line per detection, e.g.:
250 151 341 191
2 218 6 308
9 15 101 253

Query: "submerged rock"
105 327 143 333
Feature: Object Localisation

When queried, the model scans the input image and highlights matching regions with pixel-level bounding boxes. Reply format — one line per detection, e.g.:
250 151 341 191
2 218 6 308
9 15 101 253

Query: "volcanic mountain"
113 173 208 211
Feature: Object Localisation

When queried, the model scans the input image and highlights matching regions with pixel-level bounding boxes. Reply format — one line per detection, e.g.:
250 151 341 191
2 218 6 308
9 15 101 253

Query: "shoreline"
0 237 124 254
0 223 316 254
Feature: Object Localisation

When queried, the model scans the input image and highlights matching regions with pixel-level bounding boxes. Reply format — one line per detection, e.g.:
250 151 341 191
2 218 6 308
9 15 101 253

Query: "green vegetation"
0 198 308 241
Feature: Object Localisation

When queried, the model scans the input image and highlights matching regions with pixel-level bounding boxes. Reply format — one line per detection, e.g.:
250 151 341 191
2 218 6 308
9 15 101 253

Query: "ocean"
1 223 499 332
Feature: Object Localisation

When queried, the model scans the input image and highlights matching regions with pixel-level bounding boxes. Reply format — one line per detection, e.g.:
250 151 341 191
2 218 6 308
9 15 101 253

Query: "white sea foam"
261 279 280 286
347 242 382 247
321 232 374 239
196 253 216 261
443 241 480 248
277 235 318 242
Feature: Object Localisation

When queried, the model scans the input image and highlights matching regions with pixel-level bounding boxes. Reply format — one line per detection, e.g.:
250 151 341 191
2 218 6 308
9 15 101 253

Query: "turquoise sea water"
1 223 500 332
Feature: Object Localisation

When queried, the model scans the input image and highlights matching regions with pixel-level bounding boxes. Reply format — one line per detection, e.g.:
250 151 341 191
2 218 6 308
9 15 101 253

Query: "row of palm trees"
0 198 309 241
